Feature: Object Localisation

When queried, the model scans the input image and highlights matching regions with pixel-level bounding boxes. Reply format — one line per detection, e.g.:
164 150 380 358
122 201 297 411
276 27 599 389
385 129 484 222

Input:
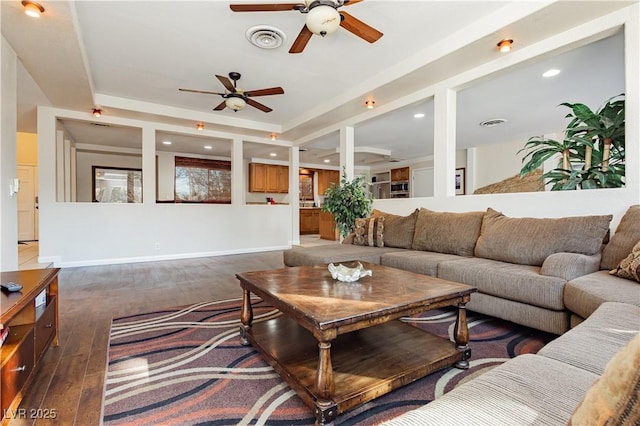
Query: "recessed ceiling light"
479 118 508 128
269 152 277 157
162 141 172 145
204 145 212 150
324 159 330 163
414 113 425 119
22 1 44 18
497 39 513 53
542 69 561 78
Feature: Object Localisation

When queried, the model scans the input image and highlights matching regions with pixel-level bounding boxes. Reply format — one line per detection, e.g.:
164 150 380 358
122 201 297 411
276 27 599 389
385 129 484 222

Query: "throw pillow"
411 208 485 256
601 205 640 270
610 240 640 283
353 216 385 248
568 332 640 426
474 208 612 266
371 208 419 249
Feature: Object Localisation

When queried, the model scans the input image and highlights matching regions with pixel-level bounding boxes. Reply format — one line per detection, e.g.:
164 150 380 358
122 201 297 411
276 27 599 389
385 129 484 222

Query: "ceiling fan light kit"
225 95 247 112
305 4 341 36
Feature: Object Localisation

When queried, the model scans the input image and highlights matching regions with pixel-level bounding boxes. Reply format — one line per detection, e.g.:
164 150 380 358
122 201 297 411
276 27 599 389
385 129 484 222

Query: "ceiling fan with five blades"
230 0 383 54
179 72 284 113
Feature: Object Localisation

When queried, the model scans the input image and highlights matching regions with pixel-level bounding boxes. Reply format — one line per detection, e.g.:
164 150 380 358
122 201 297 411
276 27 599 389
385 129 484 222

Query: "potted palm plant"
321 169 373 239
519 94 625 190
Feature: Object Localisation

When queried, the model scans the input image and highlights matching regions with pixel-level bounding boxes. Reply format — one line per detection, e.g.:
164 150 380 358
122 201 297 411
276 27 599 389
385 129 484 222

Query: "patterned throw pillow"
353 216 385 248
568 332 640 426
610 240 640 283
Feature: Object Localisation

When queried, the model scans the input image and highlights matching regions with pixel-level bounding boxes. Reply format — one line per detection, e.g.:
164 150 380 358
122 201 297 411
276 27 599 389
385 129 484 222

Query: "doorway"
17 165 38 242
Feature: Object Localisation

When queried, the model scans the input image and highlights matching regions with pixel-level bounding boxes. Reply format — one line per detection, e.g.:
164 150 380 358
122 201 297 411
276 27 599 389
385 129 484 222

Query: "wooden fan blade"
343 0 364 6
216 75 236 92
244 87 284 97
339 11 383 43
213 101 227 111
289 25 313 54
179 88 225 96
246 98 273 113
230 3 302 12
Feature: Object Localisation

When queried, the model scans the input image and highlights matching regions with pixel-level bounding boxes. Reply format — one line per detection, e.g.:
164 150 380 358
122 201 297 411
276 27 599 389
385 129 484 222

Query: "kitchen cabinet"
299 208 320 234
319 211 339 240
1 268 60 424
391 166 410 182
318 170 340 195
249 163 288 193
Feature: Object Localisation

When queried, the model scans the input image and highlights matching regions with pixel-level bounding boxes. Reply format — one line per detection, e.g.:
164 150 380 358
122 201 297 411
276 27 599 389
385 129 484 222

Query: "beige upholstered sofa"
284 205 640 424
285 206 640 334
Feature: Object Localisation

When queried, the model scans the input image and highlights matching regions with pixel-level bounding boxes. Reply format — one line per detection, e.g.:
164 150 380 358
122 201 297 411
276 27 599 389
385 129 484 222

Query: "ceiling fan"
178 72 284 113
230 0 383 54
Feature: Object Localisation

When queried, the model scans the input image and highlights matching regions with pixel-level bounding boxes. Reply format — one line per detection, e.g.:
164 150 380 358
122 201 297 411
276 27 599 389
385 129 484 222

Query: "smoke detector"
479 118 507 128
246 26 286 49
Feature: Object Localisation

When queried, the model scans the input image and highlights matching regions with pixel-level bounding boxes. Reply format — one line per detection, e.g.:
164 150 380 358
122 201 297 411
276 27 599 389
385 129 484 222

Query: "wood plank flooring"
8 251 286 426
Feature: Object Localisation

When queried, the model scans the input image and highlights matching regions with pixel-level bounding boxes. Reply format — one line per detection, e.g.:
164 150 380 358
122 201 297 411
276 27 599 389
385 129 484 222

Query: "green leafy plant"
321 169 373 238
519 94 625 190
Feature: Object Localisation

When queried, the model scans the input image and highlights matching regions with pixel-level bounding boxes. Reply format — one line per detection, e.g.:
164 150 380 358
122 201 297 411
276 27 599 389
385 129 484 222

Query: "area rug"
103 297 554 425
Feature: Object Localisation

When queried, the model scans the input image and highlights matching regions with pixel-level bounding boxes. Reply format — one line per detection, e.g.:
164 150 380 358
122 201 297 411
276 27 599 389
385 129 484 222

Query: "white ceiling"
2 1 629 167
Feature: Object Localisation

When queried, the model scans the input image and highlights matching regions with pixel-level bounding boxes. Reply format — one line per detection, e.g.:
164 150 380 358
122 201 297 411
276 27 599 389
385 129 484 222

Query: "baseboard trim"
43 245 292 268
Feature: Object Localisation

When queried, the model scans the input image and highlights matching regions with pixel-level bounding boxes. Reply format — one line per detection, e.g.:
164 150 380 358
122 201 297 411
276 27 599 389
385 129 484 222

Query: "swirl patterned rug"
103 297 554 425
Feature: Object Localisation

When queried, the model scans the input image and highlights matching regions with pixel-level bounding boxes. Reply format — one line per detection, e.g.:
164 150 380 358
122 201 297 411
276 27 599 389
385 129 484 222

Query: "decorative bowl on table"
328 262 372 283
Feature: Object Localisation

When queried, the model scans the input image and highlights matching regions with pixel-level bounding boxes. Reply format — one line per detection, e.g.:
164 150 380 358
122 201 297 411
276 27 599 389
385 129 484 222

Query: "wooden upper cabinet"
249 163 288 193
249 163 267 192
318 170 340 195
277 166 289 193
391 167 410 181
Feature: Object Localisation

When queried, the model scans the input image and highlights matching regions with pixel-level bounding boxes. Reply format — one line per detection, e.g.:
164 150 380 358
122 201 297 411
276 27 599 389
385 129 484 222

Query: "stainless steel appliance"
390 180 409 197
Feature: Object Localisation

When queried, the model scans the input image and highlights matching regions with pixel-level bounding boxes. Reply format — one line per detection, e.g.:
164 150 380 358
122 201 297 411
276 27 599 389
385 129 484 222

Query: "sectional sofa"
283 205 640 424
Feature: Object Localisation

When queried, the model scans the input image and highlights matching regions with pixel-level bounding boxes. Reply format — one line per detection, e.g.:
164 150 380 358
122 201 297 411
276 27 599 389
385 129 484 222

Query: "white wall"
1 37 18 270
472 139 526 190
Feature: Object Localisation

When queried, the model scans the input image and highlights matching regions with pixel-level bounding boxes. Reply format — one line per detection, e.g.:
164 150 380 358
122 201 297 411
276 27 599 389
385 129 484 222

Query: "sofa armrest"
541 252 601 280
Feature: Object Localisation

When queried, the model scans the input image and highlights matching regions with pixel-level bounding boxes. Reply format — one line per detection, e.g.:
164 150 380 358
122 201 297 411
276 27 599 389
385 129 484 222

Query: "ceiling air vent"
479 118 507 128
246 26 286 49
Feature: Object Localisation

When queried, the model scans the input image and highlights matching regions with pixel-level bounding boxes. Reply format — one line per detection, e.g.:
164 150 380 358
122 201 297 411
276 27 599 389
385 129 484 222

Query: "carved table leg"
314 341 337 425
239 288 253 346
453 303 471 369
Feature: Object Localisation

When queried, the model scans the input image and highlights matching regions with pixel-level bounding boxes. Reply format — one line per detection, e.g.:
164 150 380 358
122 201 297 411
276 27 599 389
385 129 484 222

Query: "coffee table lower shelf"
246 315 463 423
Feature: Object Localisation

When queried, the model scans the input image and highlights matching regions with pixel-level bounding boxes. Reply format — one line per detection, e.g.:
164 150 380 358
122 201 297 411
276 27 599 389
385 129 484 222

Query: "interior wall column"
141 126 155 204
290 145 300 245
433 87 457 197
232 138 243 205
339 126 355 181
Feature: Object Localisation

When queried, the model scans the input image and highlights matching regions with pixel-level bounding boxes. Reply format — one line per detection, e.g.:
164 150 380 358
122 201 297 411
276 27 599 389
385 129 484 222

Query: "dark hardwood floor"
9 251 285 425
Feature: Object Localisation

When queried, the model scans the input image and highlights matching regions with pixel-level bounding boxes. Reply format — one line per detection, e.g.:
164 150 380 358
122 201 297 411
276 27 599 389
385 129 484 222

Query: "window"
174 156 231 203
92 166 142 203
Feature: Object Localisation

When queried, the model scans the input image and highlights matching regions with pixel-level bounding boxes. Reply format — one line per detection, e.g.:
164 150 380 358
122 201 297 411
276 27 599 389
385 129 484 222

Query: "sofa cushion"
380 250 463 277
568 332 640 426
382 354 598 426
609 239 640 283
564 271 640 319
353 216 385 247
371 208 418 249
283 244 403 267
540 252 601 280
474 208 612 266
411 208 484 256
539 302 640 375
601 205 640 270
438 257 566 310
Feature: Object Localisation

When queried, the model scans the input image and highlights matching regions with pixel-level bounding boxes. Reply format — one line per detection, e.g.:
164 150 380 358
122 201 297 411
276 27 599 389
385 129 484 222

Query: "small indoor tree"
519 94 625 190
321 170 373 239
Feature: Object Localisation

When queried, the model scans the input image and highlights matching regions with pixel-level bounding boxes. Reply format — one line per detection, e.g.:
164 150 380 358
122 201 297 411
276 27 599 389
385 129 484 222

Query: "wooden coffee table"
236 262 477 425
